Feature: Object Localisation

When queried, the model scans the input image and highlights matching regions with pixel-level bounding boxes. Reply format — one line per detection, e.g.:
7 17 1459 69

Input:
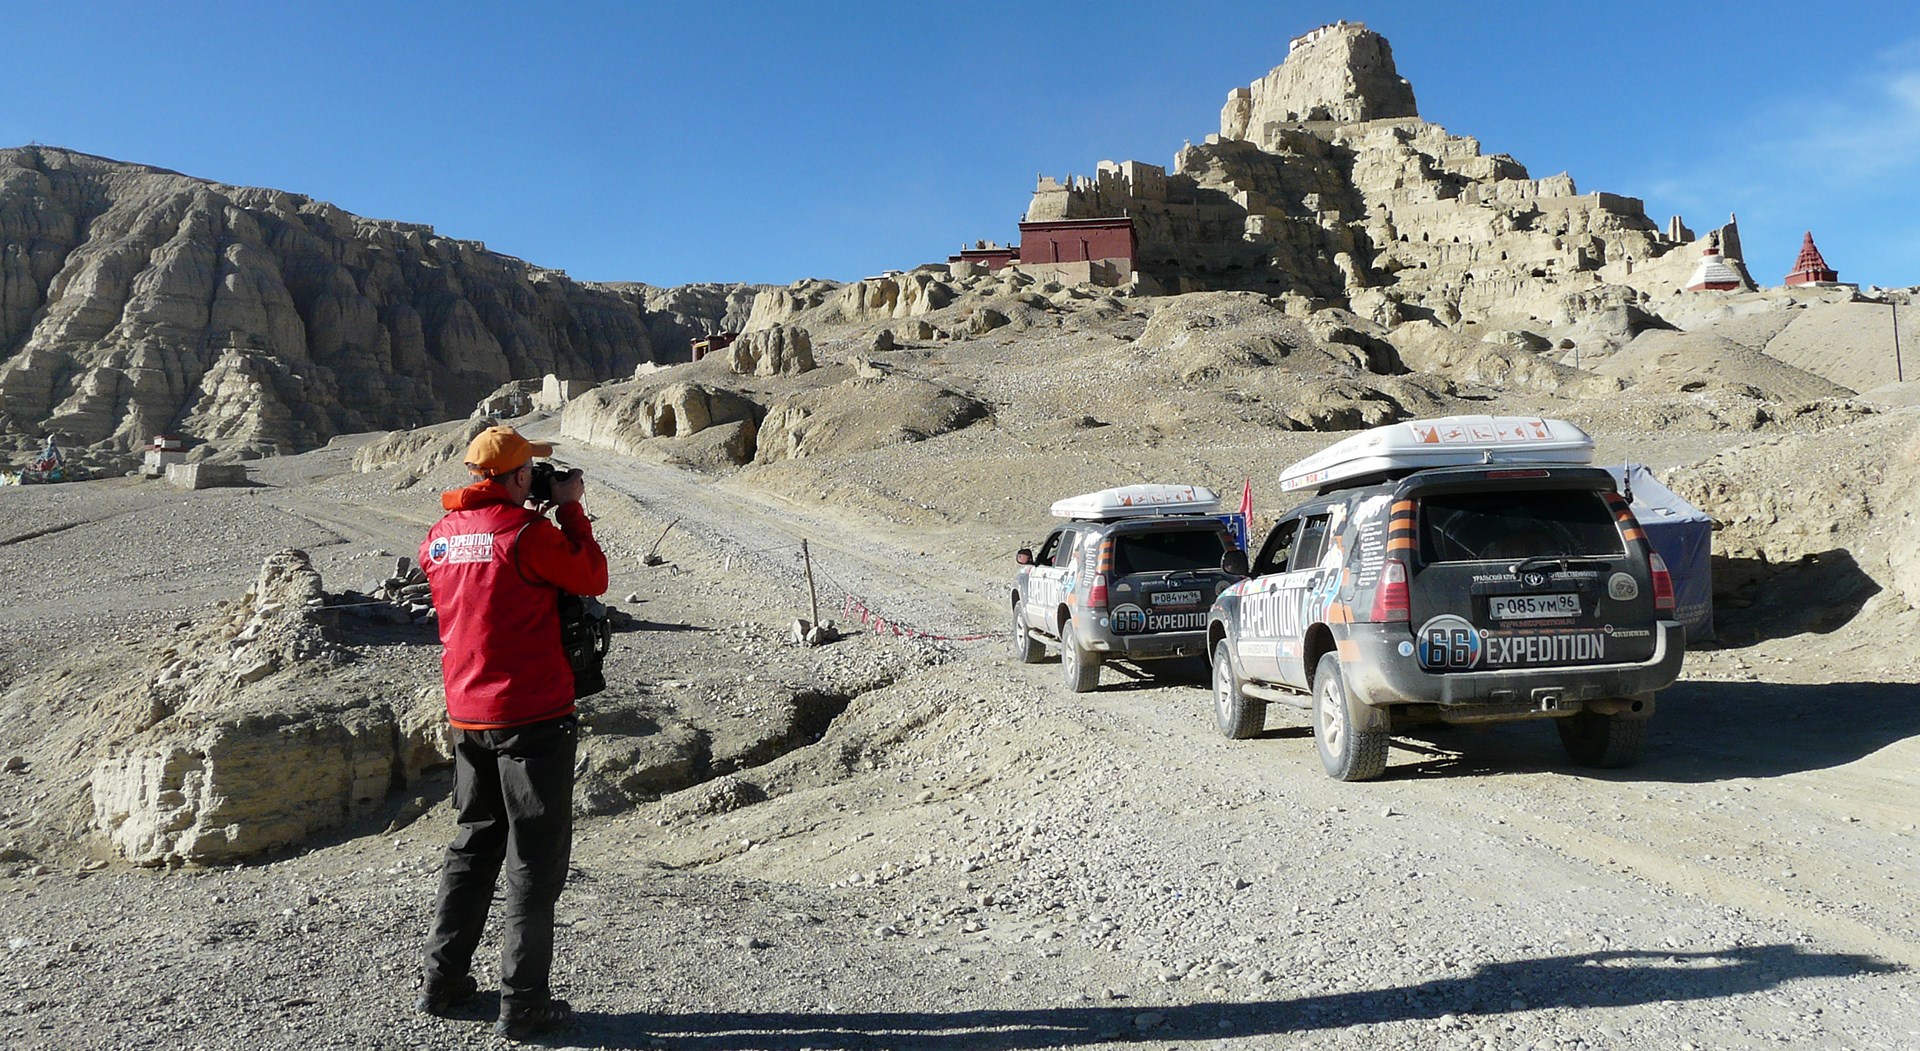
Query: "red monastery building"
1015 217 1136 287
948 218 1139 288
1784 231 1841 287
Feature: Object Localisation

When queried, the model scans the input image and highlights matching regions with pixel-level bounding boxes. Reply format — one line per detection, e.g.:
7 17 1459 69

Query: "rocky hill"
1015 21 1677 334
0 147 750 466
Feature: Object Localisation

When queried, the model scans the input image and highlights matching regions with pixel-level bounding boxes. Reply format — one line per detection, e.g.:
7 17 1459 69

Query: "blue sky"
6 1 1916 288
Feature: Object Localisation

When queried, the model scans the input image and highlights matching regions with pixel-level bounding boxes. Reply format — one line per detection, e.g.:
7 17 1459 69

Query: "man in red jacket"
416 424 608 1041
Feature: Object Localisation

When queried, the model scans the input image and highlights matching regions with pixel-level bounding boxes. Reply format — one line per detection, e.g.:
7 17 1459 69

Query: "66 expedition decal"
1416 615 1609 670
1110 604 1206 634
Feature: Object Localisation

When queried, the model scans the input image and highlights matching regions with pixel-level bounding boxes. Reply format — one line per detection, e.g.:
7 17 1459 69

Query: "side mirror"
1221 549 1250 578
1016 548 1034 566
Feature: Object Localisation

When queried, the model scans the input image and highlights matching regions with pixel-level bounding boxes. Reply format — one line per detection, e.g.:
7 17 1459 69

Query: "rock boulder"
88 550 451 865
728 324 815 376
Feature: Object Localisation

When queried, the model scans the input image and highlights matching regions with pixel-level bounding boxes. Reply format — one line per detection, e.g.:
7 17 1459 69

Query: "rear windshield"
1112 529 1228 576
1419 490 1623 563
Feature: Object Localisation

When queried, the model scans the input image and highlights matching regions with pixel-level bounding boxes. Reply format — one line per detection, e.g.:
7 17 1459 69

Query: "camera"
528 462 578 505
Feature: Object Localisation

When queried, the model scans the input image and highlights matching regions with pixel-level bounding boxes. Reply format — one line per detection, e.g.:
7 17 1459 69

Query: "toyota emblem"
1522 571 1547 588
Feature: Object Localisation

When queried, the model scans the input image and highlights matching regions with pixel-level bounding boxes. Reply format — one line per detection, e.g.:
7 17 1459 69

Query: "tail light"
1086 539 1113 609
1649 552 1675 614
1370 558 1409 623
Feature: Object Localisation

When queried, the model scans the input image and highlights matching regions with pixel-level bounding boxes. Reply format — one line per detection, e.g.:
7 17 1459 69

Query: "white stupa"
1683 230 1754 292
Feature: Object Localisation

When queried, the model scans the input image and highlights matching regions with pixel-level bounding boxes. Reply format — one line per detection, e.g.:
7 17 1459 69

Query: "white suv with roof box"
1013 485 1242 692
1207 417 1687 780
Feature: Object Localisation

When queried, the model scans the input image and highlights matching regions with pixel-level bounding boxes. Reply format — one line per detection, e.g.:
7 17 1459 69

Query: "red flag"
1236 477 1253 550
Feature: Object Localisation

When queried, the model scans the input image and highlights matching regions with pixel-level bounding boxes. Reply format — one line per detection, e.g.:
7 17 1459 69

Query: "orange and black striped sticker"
1603 491 1647 543
1387 499 1417 554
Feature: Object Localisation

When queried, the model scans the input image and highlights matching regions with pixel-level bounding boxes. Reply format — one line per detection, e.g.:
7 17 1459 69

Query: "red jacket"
421 480 609 730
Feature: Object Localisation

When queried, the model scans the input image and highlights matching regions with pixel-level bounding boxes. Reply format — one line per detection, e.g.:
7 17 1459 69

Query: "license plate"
1489 593 1580 620
1151 590 1203 607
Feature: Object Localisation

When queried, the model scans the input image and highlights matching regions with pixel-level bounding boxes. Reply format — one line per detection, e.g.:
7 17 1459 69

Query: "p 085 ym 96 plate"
1489 593 1579 620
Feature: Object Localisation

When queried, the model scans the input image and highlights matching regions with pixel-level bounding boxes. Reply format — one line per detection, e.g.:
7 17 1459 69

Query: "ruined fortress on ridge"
952 21 1844 323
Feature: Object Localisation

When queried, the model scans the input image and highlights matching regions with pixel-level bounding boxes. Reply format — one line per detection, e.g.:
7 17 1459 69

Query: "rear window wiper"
1509 555 1612 575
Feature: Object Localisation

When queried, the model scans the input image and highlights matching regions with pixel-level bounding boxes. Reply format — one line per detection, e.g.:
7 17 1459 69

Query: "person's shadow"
559 943 1896 1049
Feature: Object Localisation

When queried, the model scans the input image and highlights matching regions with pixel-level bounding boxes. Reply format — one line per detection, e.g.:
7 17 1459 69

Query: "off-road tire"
1011 602 1043 664
1312 652 1387 781
1061 618 1101 693
1212 640 1264 739
1556 708 1645 768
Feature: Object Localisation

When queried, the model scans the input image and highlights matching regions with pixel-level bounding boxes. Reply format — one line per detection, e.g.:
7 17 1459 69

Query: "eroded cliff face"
0 147 740 462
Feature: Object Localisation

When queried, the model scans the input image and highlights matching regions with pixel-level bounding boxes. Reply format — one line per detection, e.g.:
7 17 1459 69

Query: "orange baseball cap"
463 425 554 476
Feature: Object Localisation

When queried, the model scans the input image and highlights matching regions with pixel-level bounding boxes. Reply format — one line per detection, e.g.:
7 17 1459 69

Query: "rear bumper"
1341 621 1685 711
1086 629 1210 660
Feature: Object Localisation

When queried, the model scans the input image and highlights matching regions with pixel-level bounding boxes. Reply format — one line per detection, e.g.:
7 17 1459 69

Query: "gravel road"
2 421 1917 1050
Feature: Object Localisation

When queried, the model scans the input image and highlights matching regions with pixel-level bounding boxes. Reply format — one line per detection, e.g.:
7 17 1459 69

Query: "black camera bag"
513 519 612 699
558 593 612 699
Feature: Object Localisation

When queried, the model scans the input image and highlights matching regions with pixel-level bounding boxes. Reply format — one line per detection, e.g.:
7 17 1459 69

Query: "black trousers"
423 713 577 1011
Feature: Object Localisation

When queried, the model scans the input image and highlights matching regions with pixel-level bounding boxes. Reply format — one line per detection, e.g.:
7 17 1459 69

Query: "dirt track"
2 413 1918 1049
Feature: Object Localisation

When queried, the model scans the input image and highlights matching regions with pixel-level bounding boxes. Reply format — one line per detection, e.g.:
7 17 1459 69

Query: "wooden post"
1894 299 1905 384
801 539 820 628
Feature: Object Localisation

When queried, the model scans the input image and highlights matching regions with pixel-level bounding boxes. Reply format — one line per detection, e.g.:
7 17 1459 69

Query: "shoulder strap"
511 519 543 588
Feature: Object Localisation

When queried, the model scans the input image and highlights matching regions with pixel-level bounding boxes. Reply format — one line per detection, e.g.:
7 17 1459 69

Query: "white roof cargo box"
1051 484 1223 520
1278 416 1594 494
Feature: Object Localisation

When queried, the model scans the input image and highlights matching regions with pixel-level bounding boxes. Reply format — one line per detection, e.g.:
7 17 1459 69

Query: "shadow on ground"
1386 679 1920 783
564 944 1896 1050
1711 549 1881 645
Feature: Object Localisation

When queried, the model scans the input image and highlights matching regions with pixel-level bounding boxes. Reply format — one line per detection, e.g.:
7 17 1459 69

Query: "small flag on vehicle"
1224 477 1252 551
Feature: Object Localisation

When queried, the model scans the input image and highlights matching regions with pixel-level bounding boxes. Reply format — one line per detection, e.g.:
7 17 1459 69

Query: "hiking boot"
496 997 573 1041
414 972 478 1016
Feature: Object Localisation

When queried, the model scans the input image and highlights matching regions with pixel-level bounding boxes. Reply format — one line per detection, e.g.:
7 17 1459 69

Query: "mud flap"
1353 691 1392 733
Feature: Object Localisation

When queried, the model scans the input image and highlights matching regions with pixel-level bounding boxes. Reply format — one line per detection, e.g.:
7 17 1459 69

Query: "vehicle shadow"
1385 679 1920 783
565 944 1896 1050
1090 657 1211 692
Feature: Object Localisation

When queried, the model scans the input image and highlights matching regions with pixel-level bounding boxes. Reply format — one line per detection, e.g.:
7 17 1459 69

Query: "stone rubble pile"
345 556 436 625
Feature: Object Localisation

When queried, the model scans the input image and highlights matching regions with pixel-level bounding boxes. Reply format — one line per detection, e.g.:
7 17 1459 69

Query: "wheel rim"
1214 659 1231 722
1318 676 1344 751
1063 636 1078 677
1011 607 1025 656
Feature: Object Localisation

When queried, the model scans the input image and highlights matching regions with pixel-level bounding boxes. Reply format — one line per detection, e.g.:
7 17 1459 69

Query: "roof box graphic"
1278 416 1595 494
1051 484 1223 520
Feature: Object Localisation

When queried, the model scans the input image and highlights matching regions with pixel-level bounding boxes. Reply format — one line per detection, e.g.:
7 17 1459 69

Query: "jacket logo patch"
433 532 494 565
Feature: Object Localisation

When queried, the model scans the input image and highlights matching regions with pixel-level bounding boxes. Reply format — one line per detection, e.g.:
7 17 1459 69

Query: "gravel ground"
3 319 1919 1049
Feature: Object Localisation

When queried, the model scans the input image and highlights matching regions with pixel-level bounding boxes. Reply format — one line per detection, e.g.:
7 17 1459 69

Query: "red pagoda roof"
1784 231 1839 286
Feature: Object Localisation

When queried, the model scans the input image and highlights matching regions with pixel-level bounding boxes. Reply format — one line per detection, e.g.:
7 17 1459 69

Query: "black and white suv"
1012 486 1241 692
1207 417 1686 780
